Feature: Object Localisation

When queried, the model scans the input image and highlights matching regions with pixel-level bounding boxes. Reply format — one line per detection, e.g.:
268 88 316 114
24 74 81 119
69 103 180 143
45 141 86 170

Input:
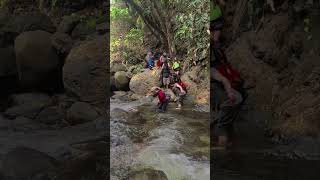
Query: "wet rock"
110 108 128 120
66 102 99 125
15 30 62 91
129 168 168 180
12 116 42 132
112 91 128 99
1 147 58 180
63 35 107 107
4 93 52 119
51 32 73 56
36 106 64 125
114 71 130 91
94 116 108 130
57 15 80 34
129 69 161 95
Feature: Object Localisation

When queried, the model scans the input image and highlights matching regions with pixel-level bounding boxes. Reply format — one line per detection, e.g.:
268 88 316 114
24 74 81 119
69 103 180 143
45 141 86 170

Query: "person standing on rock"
148 87 171 113
160 59 171 89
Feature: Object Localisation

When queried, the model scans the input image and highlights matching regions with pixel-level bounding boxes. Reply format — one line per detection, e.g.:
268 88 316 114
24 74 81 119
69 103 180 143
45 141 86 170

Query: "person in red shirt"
148 87 171 112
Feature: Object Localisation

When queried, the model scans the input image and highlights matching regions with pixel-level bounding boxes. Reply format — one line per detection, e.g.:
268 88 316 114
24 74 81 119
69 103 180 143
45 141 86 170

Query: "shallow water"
212 111 320 180
110 97 210 180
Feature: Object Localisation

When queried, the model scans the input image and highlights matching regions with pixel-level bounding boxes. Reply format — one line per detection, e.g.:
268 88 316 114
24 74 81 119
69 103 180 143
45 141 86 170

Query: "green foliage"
124 28 144 47
174 0 210 67
111 6 129 22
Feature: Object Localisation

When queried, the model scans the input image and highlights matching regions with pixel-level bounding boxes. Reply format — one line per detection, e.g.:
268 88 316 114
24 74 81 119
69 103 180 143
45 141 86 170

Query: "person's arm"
175 83 185 94
212 68 235 102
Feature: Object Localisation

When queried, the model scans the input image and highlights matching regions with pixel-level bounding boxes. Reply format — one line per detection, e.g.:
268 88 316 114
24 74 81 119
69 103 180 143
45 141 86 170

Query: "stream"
110 97 210 180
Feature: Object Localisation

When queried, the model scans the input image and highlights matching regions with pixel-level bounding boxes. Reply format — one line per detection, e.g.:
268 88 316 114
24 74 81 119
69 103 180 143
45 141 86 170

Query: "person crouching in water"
149 87 170 112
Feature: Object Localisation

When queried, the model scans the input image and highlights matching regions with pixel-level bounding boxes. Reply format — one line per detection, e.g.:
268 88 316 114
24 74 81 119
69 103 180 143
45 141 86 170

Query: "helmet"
163 52 167 56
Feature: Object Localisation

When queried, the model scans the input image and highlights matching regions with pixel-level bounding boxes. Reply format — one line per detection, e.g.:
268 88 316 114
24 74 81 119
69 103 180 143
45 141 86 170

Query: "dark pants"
158 97 170 111
211 81 242 137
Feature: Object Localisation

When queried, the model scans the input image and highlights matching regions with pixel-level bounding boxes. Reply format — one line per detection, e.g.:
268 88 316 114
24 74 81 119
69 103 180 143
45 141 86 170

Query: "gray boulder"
63 35 107 107
14 30 62 90
66 102 99 125
114 71 129 91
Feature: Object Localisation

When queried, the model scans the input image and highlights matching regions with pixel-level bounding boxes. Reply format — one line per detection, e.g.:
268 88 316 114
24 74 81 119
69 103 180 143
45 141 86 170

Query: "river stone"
66 102 99 125
63 35 107 107
129 168 168 180
12 116 42 132
114 71 129 91
36 106 64 125
4 93 52 119
129 69 161 95
110 108 128 120
15 30 61 90
1 147 58 180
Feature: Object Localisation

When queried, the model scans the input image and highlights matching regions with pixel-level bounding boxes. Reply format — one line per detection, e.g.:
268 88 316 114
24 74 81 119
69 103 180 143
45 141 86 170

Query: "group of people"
146 50 188 112
210 0 248 149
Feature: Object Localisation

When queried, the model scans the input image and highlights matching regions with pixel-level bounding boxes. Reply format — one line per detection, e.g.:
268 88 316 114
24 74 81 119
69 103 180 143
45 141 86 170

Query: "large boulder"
14 30 62 91
1 13 56 46
1 147 58 180
129 69 161 95
66 102 99 125
63 35 107 106
114 71 129 91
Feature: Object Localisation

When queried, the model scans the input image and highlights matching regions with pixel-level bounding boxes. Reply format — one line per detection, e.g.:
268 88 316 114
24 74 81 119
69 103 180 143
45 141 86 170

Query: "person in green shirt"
210 0 225 49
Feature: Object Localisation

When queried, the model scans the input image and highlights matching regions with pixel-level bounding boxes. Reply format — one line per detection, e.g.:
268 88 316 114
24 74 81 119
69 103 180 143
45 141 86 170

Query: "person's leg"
162 99 169 111
213 89 242 147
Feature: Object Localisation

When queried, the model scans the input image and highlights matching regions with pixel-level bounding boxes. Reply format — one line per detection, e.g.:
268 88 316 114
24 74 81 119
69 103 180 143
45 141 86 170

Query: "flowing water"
110 97 210 180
